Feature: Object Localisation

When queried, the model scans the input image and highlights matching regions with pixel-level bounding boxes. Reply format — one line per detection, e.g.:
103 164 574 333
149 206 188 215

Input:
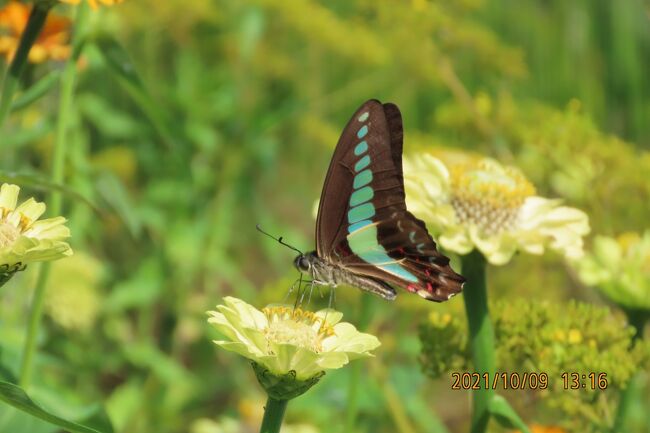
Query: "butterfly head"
294 254 311 273
294 251 318 274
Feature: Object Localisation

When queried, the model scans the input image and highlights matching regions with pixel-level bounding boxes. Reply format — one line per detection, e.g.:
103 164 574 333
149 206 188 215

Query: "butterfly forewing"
315 100 464 301
316 100 401 255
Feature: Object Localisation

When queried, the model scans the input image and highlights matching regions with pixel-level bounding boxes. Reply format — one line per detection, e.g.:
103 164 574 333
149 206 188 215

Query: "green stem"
612 310 648 432
19 4 87 387
49 55 78 214
461 250 496 433
18 263 50 386
259 397 288 433
0 1 54 131
344 297 374 433
345 359 361 433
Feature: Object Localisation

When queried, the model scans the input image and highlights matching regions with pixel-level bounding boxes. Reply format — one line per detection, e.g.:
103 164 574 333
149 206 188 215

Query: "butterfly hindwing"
315 100 464 301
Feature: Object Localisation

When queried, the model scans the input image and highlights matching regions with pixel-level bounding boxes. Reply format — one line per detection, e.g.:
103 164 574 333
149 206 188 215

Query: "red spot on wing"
426 282 433 292
406 284 417 293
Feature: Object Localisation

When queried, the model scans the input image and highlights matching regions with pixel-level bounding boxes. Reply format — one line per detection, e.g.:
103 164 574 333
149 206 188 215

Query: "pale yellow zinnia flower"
573 231 650 310
0 183 72 267
404 153 590 265
207 297 380 382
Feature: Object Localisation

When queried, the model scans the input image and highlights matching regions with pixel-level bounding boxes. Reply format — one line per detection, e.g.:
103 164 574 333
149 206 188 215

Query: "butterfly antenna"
256 224 303 255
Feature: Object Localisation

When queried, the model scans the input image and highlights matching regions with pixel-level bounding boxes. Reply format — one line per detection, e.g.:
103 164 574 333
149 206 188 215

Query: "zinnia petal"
0 183 19 211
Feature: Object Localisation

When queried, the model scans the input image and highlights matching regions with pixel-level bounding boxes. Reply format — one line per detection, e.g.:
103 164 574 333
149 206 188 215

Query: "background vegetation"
1 0 649 432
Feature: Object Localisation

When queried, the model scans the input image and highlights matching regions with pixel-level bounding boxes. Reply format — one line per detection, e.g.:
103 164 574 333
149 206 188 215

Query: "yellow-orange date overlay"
451 372 549 390
450 372 609 390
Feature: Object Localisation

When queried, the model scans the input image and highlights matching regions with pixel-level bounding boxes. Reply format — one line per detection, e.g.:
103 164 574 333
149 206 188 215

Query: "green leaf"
406 396 451 433
489 394 530 433
0 348 17 384
93 36 179 148
1 120 52 149
10 71 61 113
0 171 99 212
94 172 142 238
0 363 17 385
0 381 113 433
104 258 162 312
122 343 193 385
77 93 141 139
0 405 57 433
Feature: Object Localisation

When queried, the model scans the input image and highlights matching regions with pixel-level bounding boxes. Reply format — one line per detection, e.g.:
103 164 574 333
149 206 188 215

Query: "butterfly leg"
306 280 317 305
293 273 306 310
316 283 325 299
296 278 317 307
327 285 336 309
284 275 303 303
298 283 307 306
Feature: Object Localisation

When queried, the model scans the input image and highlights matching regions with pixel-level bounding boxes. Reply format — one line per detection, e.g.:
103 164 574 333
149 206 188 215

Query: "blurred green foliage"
1 0 649 432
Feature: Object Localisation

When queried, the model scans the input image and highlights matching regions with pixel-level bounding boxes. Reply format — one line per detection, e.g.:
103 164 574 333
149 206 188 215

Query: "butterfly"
292 99 464 302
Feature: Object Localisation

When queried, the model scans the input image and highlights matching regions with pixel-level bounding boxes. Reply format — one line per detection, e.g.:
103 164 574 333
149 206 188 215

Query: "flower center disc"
449 159 535 234
266 320 321 351
262 307 333 353
0 222 20 248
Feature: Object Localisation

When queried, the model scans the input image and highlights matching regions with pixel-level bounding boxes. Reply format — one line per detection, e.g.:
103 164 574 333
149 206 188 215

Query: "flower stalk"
612 310 648 432
462 250 496 433
0 0 55 130
19 2 87 387
259 397 288 433
344 297 375 433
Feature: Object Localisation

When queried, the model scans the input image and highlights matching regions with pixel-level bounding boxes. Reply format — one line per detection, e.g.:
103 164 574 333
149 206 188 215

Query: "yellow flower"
207 297 380 381
573 231 650 310
567 329 582 344
0 1 71 63
404 153 590 265
45 252 102 331
0 183 72 266
59 0 124 9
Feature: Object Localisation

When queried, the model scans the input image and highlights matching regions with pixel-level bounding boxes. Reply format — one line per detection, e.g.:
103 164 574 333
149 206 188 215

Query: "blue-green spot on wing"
314 100 464 301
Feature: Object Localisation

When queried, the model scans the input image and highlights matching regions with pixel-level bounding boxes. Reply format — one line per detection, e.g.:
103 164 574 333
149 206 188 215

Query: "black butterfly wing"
315 100 464 301
340 211 464 301
315 100 395 255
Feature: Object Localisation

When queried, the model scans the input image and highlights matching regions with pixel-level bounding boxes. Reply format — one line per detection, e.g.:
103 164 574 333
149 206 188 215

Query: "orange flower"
515 425 567 433
0 1 71 63
59 0 125 9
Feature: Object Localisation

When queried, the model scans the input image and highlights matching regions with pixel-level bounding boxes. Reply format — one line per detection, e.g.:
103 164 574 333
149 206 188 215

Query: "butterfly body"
294 251 397 300
306 99 464 302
